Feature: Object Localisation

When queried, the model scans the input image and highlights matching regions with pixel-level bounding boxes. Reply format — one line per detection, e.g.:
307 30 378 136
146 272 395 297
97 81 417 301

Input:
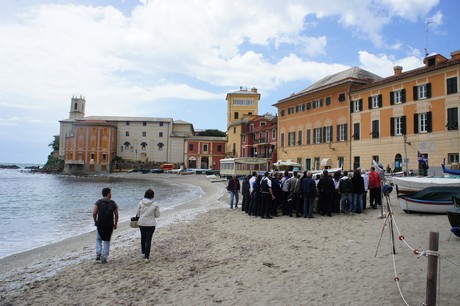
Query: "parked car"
151 168 164 173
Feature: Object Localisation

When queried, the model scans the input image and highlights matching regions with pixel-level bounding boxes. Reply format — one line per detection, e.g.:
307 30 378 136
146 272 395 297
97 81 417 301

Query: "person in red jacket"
368 166 381 209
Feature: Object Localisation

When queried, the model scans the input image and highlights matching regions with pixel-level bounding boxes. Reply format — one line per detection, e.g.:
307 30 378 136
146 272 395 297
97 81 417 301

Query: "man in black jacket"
317 170 335 217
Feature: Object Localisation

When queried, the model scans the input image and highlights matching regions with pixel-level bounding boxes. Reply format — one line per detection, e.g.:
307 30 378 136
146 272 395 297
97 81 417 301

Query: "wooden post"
425 231 439 306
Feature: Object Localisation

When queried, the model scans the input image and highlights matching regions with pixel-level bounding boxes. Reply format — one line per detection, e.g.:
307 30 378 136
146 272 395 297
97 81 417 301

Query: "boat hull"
399 196 454 214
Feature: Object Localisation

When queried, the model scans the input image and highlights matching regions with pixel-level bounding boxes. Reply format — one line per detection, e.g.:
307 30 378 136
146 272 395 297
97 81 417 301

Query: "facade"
241 113 278 166
274 50 460 174
185 136 227 170
59 97 194 174
274 67 382 171
225 87 260 157
350 51 460 174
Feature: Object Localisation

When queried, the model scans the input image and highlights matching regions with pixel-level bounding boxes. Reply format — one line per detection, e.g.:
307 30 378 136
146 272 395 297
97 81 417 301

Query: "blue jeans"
96 230 110 260
340 193 353 212
229 191 239 209
139 226 156 259
353 193 363 213
303 196 315 217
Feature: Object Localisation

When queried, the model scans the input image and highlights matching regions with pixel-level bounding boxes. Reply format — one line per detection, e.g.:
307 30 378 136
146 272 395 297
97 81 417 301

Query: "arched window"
124 141 130 150
394 153 403 172
157 142 164 151
140 142 148 151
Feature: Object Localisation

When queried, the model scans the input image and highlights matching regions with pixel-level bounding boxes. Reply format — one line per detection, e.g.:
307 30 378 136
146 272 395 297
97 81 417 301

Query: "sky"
0 0 458 164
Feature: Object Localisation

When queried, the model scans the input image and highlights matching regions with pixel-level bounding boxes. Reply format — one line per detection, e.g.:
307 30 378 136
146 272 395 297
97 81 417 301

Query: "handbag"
130 216 139 228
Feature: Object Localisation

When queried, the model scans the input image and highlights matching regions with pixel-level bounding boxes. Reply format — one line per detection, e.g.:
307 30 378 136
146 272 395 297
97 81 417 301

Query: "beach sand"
0 174 459 306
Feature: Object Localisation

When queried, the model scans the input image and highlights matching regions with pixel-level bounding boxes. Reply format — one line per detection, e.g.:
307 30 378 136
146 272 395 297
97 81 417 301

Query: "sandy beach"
0 173 459 306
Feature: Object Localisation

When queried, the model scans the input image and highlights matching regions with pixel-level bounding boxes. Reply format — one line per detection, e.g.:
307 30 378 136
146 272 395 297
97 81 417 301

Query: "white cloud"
358 50 423 77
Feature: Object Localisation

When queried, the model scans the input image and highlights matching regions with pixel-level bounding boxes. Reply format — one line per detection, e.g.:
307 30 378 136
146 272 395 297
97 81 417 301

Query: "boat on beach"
392 176 460 195
442 163 460 176
398 186 460 214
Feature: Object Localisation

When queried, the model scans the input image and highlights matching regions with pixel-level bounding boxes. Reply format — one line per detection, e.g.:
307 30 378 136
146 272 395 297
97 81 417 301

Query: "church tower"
69 95 86 119
225 87 260 157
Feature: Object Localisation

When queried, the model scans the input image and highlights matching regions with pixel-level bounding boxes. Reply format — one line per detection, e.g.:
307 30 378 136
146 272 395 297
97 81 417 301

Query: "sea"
0 163 206 260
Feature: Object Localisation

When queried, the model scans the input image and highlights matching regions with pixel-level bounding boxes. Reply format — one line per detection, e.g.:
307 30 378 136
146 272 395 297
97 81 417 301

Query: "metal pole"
403 135 409 176
425 231 439 306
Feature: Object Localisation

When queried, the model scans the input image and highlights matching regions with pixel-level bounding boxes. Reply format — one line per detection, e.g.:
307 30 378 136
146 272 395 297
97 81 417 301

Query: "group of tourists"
226 166 385 219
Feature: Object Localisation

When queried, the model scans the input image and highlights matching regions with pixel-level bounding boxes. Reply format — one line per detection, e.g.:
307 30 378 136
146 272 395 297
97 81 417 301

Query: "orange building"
185 136 226 170
274 50 460 175
64 120 117 174
274 67 382 171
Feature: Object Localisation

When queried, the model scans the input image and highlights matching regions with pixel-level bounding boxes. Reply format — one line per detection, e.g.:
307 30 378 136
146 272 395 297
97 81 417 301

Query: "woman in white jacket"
136 189 160 263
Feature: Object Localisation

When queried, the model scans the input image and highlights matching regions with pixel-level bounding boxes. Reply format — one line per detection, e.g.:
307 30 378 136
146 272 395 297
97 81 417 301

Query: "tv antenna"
425 20 435 57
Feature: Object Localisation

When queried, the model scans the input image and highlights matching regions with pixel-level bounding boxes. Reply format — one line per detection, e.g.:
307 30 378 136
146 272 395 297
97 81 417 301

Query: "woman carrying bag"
136 188 160 263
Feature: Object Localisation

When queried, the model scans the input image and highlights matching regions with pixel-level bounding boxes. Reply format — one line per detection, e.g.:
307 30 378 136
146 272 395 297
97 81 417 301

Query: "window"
413 83 432 100
142 131 146 137
159 122 163 127
353 156 360 170
159 132 163 137
447 77 458 94
414 112 432 133
390 89 406 104
125 131 129 137
448 153 459 164
306 129 311 145
242 135 246 143
233 127 236 134
337 124 347 141
368 95 382 109
249 124 254 133
203 144 208 152
272 129 276 139
281 109 285 116
261 122 266 127
102 154 107 162
306 102 311 110
143 121 147 126
323 126 332 143
353 123 360 140
391 116 406 136
234 112 239 119
141 142 147 150
126 121 130 126
326 97 331 105
280 133 285 148
338 156 344 168
288 132 296 146
338 93 346 102
313 99 322 108
124 141 130 150
371 120 379 138
157 143 164 151
298 130 303 145
352 99 362 113
447 107 458 130
313 128 322 144
217 145 222 152
232 99 254 106
90 153 95 160
189 144 194 151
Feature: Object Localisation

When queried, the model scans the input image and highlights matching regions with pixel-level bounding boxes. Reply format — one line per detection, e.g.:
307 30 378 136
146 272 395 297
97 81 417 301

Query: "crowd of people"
226 166 385 219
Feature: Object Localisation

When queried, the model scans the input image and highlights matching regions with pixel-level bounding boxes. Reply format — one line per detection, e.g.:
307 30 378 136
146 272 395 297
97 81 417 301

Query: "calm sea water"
0 165 204 259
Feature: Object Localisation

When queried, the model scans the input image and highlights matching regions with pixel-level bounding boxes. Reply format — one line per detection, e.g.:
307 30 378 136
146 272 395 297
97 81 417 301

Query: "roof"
276 67 382 104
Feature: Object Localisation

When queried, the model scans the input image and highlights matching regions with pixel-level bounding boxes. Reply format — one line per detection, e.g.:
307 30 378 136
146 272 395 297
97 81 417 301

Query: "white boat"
392 176 460 195
398 186 460 214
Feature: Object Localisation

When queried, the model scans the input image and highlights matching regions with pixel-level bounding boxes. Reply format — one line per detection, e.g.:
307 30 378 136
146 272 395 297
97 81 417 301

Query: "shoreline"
1 174 459 305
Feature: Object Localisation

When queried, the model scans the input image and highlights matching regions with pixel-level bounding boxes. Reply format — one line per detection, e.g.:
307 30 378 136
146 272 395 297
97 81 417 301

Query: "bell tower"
69 95 86 119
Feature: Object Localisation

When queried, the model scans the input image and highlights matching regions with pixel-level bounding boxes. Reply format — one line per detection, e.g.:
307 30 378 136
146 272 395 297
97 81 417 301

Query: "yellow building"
274 67 382 170
274 50 460 175
225 87 260 157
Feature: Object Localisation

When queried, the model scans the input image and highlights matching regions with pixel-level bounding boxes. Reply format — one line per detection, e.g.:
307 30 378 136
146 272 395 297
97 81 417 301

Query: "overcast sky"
0 0 458 164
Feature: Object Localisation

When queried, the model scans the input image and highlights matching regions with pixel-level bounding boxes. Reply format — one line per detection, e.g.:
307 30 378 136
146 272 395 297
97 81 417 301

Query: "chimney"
393 66 403 76
251 87 257 93
451 50 460 61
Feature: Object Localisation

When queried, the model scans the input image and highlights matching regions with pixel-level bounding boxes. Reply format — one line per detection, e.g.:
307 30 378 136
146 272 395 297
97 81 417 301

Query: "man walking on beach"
227 175 241 209
93 187 119 263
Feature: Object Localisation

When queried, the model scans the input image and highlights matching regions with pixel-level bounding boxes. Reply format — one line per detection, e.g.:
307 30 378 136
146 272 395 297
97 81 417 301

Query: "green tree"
197 129 226 137
48 136 59 151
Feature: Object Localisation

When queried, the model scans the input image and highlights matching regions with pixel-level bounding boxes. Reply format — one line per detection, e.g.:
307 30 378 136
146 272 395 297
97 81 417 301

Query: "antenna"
425 20 434 57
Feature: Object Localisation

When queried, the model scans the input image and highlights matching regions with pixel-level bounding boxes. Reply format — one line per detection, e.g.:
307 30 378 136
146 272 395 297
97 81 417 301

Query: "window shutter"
313 130 316 144
350 101 354 113
426 83 432 98
413 86 418 101
427 111 432 132
390 92 394 105
413 113 419 134
390 117 395 136
320 99 323 107
401 116 406 135
368 97 372 109
378 94 383 108
322 127 326 143
336 125 340 141
344 124 348 140
359 99 363 111
401 89 406 103
330 126 333 142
